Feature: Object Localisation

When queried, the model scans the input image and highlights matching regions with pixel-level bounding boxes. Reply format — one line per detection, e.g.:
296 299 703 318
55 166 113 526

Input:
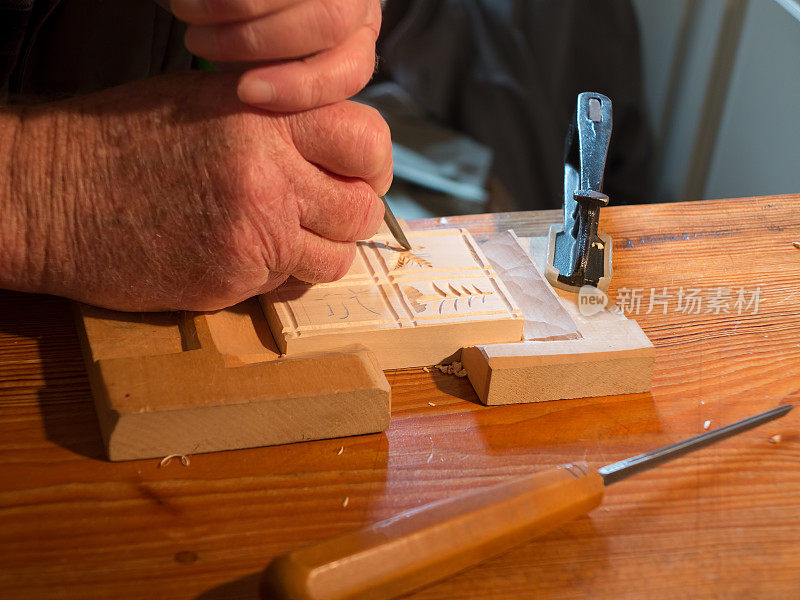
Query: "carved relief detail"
393 248 432 270
404 283 493 313
261 229 524 367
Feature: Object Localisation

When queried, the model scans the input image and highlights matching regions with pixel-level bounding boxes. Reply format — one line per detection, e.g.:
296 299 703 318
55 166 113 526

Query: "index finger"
184 0 369 63
171 0 296 25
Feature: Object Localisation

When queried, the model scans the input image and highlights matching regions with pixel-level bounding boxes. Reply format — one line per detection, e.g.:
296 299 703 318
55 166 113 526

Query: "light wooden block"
261 229 525 369
479 230 579 341
75 300 390 461
462 233 654 405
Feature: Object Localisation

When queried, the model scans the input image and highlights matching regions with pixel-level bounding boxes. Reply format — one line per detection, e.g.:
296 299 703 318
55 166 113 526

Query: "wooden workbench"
1 195 799 599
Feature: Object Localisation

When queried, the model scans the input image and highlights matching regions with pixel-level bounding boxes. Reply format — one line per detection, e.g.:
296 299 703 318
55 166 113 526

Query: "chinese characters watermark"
614 286 762 316
577 286 762 317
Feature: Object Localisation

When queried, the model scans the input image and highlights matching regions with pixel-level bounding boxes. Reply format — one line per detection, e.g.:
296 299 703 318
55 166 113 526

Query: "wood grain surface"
262 228 524 369
1 195 799 599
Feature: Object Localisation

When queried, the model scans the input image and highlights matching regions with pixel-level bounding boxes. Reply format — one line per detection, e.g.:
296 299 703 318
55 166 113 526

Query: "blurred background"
363 0 800 219
6 0 797 219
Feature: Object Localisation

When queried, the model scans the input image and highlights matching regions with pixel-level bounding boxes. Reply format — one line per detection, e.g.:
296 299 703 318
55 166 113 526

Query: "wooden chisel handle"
261 463 604 600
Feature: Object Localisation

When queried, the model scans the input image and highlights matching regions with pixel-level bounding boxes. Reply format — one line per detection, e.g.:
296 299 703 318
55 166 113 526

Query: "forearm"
0 71 391 311
0 104 77 296
0 107 28 291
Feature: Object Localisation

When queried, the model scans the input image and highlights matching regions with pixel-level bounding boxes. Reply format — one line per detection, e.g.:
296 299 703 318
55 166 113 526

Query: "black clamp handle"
549 92 613 291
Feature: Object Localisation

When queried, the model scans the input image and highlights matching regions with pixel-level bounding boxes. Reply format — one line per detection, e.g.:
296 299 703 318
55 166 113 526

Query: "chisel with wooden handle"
261 405 793 600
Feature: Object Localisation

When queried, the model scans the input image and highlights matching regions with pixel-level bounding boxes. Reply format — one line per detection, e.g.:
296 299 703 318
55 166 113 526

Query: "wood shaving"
435 362 468 377
428 401 436 407
394 250 432 270
342 497 350 508
337 446 344 456
159 454 190 468
793 241 800 249
769 434 782 444
703 420 711 430
423 366 430 372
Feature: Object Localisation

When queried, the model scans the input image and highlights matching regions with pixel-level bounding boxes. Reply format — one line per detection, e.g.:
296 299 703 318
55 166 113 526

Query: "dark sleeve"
0 0 35 99
4 0 192 105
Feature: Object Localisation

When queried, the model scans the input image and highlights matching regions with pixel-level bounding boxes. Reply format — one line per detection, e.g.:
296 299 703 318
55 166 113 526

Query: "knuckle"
365 0 382 38
227 0 264 20
298 42 375 108
224 20 263 59
198 0 215 19
341 184 380 241
179 0 259 24
343 44 377 96
294 238 355 284
240 22 264 58
258 220 298 280
301 68 327 109
260 202 303 275
362 106 391 149
356 107 392 178
315 0 360 46
355 186 383 238
233 162 303 277
328 244 357 281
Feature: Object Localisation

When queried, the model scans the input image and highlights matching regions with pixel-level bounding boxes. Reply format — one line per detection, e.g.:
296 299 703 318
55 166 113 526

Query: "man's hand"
1 71 392 311
170 0 382 111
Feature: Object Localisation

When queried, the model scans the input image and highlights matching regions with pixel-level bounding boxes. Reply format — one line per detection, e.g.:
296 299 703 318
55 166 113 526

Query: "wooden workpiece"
2 196 800 599
463 231 654 405
74 300 390 461
262 228 524 369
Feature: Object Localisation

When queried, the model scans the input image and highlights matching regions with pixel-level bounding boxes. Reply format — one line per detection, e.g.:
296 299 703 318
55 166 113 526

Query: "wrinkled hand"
170 0 382 111
5 71 391 311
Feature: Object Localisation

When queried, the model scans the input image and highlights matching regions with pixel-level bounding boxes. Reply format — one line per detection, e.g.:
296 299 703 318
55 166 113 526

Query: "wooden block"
462 233 654 405
78 304 186 360
75 301 390 461
261 228 524 369
479 230 579 341
463 318 654 405
203 299 282 366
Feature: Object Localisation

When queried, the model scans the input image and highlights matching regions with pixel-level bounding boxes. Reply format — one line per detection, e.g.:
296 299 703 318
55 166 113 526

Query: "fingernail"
238 78 276 105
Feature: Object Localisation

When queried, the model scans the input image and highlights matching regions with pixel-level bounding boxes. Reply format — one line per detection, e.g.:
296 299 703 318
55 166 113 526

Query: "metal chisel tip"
381 196 412 250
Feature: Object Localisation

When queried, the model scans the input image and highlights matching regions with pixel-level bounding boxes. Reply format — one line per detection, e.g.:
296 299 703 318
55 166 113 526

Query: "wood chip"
703 420 711 430
159 454 190 468
428 401 436 407
793 241 800 249
337 446 344 456
434 362 468 377
342 497 349 508
769 434 782 444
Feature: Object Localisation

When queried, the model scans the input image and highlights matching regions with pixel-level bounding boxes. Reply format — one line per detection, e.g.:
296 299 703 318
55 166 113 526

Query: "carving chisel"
381 196 411 250
261 405 793 600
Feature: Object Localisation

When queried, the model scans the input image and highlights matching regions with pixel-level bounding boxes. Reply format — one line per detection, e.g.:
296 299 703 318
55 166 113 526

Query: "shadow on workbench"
429 366 483 404
0 291 106 460
426 356 660 445
195 571 261 600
